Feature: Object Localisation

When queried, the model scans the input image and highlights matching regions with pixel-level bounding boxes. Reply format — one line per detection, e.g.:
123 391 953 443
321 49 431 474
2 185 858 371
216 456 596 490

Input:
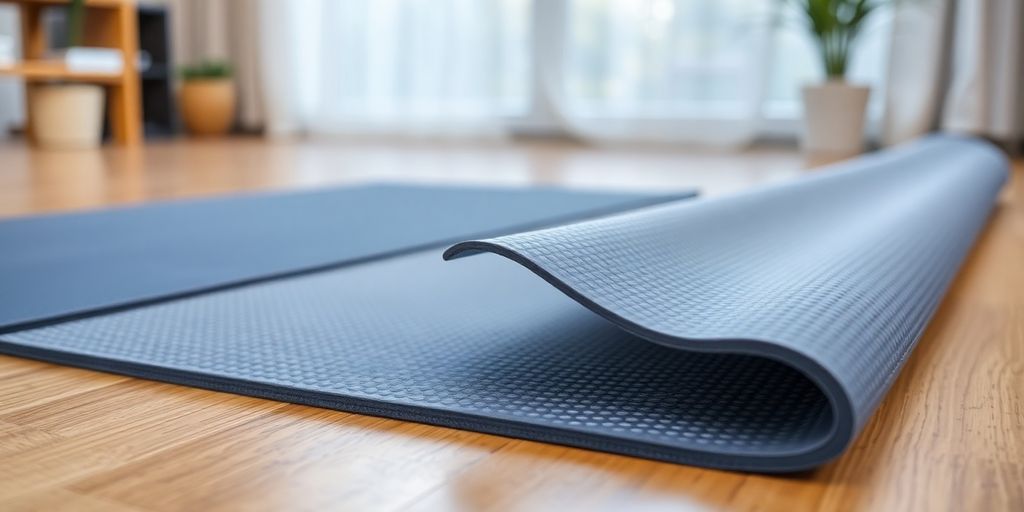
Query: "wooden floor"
0 137 1021 511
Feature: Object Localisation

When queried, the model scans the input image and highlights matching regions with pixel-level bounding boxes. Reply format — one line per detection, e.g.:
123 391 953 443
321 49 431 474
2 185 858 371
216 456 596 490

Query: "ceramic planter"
180 78 235 136
30 83 104 150
801 81 870 158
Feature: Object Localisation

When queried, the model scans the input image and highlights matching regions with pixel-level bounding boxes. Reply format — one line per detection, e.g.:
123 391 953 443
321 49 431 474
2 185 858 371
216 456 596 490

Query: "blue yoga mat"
0 184 681 331
0 135 1007 472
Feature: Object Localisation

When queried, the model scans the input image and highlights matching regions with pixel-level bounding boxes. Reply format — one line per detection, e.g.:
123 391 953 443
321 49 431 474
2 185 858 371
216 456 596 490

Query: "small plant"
67 0 85 47
786 0 886 79
180 60 233 81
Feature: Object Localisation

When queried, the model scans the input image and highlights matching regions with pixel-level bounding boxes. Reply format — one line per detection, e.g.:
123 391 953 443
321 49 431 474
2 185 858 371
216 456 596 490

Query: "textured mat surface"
0 135 1007 472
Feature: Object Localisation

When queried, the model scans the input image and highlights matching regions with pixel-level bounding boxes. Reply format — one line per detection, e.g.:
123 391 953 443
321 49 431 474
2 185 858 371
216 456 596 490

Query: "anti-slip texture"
0 135 1007 472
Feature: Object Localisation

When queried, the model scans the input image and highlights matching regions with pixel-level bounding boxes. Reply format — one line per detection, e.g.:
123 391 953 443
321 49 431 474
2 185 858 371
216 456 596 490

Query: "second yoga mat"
0 135 1007 472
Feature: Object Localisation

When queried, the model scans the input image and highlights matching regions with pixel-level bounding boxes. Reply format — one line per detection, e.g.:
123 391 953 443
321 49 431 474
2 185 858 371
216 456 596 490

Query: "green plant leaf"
180 60 233 80
67 0 85 48
785 0 888 79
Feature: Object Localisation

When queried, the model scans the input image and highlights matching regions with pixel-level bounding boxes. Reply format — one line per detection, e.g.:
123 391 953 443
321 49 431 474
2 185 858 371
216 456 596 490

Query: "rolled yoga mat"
0 135 1007 472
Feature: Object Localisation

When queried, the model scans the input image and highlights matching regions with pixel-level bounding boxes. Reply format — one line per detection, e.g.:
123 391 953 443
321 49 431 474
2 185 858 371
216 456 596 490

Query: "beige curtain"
0 5 25 137
883 0 1024 146
165 0 265 130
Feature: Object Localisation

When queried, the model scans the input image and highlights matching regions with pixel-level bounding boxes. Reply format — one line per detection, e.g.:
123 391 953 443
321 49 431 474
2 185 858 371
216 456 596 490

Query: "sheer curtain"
0 5 25 137
549 0 776 146
260 0 530 137
257 0 892 146
883 0 1024 146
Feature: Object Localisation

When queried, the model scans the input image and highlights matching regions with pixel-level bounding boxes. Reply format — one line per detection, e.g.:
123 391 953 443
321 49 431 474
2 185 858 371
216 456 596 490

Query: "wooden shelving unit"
0 0 141 145
0 59 122 83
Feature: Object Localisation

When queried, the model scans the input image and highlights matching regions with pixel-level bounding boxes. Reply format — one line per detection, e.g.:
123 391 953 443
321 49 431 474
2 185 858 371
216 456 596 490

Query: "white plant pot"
801 81 870 158
30 84 105 150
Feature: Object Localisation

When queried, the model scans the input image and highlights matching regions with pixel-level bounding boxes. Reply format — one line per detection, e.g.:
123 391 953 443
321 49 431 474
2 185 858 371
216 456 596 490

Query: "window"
280 0 892 141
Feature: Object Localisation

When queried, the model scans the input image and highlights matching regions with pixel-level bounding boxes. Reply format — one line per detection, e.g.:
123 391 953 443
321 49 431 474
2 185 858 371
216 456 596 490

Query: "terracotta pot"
801 80 870 158
30 84 104 150
179 79 235 136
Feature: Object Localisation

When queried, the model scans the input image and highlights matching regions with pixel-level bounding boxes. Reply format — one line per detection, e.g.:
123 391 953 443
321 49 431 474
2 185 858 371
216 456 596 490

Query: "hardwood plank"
70 407 511 512
0 357 127 414
2 488 144 512
0 420 65 458
0 381 285 498
0 138 1020 511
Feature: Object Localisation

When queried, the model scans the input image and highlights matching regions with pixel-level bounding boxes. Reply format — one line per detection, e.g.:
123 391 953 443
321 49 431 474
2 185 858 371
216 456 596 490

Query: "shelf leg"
109 2 142 145
18 3 44 144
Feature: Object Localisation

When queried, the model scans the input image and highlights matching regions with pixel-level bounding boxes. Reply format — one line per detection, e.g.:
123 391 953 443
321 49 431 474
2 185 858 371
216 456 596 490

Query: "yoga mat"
0 135 1007 472
0 184 684 331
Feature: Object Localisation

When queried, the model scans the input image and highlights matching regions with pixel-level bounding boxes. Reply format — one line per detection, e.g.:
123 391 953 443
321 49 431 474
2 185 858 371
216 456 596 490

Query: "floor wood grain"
0 137 1020 511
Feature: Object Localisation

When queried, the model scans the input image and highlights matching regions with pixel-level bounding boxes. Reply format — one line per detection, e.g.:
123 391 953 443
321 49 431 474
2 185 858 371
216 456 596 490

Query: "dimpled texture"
0 135 1008 472
4 251 833 468
445 135 1008 467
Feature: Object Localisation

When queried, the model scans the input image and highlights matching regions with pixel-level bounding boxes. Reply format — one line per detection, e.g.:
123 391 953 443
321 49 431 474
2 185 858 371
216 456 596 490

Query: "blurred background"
0 0 1020 214
1 0 1021 146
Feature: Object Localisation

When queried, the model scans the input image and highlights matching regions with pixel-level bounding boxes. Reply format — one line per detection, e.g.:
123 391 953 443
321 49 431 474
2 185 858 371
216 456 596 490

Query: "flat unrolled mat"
0 135 1007 472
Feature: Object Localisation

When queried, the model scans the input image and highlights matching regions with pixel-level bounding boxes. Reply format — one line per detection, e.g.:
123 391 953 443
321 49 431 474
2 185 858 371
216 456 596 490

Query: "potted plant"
178 60 235 136
31 0 105 150
790 0 885 157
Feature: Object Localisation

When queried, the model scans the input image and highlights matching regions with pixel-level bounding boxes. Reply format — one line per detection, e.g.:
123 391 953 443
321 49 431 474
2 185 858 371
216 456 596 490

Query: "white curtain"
545 0 778 146
255 0 892 146
883 0 1024 146
259 0 530 138
0 5 25 137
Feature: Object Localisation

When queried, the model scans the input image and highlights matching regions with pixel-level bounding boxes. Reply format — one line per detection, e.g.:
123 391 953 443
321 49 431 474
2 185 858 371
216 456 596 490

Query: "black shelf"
141 63 169 80
137 5 177 137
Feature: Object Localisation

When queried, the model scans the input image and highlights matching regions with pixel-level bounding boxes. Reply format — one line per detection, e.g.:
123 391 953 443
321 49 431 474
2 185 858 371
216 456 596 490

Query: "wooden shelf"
0 60 122 84
4 0 141 145
0 0 127 8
